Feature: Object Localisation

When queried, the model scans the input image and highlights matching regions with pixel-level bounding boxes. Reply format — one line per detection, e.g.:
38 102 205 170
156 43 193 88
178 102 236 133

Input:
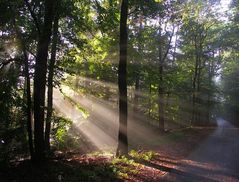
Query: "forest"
1 0 239 181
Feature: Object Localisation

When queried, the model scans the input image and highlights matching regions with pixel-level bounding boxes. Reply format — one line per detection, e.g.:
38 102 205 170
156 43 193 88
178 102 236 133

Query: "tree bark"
148 82 152 118
133 69 140 113
117 0 128 156
13 17 34 160
192 35 199 126
158 18 164 131
207 52 214 123
157 20 174 132
45 13 59 153
23 43 34 160
133 15 143 113
33 0 55 162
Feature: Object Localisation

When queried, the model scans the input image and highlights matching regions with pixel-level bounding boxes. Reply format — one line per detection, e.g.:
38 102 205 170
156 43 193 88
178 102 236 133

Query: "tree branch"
24 0 41 36
162 25 175 62
0 58 21 70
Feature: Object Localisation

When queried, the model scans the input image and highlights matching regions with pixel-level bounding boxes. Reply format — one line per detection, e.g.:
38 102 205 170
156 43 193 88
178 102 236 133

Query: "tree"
13 18 34 159
117 0 129 156
178 1 220 126
33 0 55 162
45 6 60 153
156 0 178 131
220 0 239 123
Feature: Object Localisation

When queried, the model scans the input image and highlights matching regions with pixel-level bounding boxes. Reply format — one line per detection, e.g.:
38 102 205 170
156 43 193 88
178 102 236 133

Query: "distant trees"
156 0 178 131
220 0 239 123
178 1 222 126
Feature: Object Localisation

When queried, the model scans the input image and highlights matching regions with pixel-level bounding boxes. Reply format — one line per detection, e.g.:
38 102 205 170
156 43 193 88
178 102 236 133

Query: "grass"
129 150 156 161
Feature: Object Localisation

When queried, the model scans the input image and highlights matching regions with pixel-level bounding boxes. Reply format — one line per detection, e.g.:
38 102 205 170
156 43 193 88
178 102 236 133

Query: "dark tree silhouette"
117 0 129 156
45 9 60 153
33 0 55 162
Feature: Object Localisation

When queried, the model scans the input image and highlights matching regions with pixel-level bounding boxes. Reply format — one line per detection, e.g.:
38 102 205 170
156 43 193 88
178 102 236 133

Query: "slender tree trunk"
117 0 128 156
23 46 34 159
192 35 198 126
172 29 178 63
133 16 143 113
133 72 140 112
13 17 34 160
157 21 174 131
207 53 214 123
196 41 203 124
158 19 164 131
207 62 211 123
158 67 164 131
148 82 152 118
33 0 55 162
192 67 197 125
45 14 59 153
197 56 202 124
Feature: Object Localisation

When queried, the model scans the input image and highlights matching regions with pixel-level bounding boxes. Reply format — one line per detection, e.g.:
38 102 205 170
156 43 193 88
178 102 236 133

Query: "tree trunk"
33 0 55 163
196 40 203 124
23 45 34 160
133 15 143 113
45 13 59 153
192 35 199 126
158 19 164 131
13 17 34 160
148 82 152 118
207 54 214 123
117 0 128 157
172 29 178 63
157 21 174 132
133 72 140 112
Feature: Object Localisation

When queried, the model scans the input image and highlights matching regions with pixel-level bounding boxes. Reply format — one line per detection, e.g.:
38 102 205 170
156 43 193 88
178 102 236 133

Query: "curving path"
162 118 239 182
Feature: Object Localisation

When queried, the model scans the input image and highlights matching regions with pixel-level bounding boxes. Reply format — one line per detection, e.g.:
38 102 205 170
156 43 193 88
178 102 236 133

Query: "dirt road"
162 118 239 182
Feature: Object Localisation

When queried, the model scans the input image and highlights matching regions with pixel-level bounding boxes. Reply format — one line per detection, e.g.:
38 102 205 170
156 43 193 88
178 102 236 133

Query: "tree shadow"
0 158 122 182
129 156 220 182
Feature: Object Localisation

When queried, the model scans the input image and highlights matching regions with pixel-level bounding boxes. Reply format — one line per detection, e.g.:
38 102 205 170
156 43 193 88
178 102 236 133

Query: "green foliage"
0 64 28 166
129 150 156 161
51 115 73 149
111 155 140 179
74 151 142 180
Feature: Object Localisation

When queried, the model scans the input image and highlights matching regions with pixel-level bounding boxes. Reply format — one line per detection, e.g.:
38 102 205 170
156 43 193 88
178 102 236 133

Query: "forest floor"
2 88 239 181
2 121 239 182
1 127 215 182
